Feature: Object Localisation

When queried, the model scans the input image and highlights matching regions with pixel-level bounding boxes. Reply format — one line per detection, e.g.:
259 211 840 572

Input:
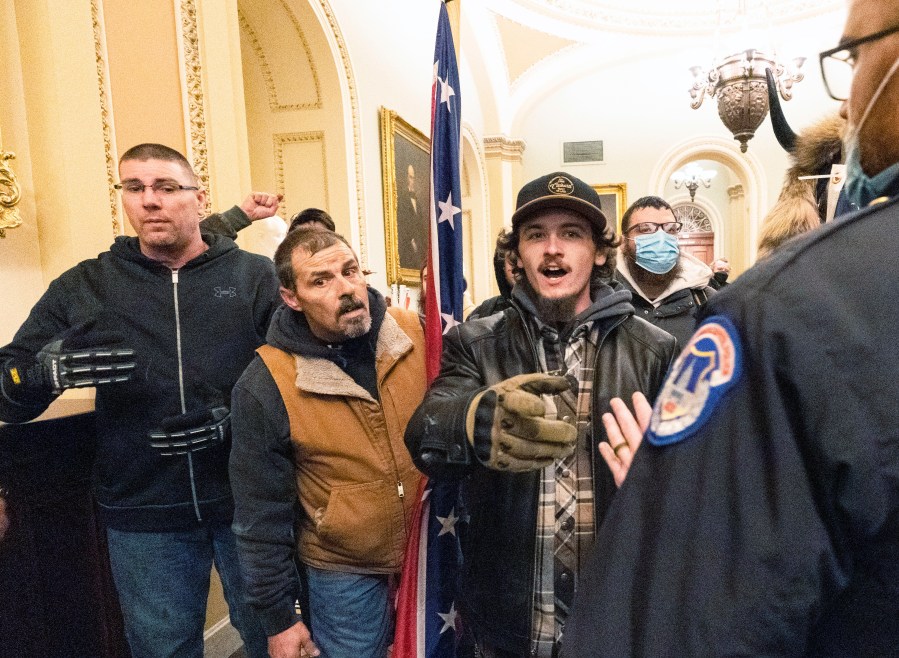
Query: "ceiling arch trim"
492 13 579 86
306 0 366 265
237 5 322 112
650 135 766 263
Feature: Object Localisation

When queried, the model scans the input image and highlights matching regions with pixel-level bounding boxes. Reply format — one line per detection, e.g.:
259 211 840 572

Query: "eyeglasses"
114 181 200 196
819 23 899 101
626 221 683 236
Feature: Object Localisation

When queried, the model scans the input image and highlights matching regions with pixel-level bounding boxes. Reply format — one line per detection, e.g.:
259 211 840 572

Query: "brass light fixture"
671 164 717 202
688 2 805 153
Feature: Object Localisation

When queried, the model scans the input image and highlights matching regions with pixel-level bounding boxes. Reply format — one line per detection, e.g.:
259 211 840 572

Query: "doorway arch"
649 136 767 272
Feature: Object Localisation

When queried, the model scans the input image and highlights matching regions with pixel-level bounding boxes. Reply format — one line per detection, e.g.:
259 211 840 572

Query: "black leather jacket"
405 298 677 653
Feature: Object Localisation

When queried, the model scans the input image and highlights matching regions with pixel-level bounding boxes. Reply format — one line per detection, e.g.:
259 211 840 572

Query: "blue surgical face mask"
843 54 899 213
634 231 679 274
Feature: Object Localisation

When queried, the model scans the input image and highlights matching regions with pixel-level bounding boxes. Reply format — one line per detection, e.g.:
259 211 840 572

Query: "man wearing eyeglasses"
563 2 899 656
0 143 279 657
616 195 715 347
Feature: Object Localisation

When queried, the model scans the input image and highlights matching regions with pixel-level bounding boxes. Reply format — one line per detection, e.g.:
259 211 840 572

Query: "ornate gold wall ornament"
91 0 121 235
237 5 322 112
0 151 23 238
179 0 211 210
273 131 328 221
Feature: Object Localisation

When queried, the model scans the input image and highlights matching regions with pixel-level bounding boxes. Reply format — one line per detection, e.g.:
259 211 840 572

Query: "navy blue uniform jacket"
564 198 899 656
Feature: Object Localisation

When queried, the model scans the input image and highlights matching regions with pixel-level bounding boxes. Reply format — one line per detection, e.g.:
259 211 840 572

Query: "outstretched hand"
467 372 577 472
268 620 320 658
240 192 283 221
598 392 653 487
34 319 136 394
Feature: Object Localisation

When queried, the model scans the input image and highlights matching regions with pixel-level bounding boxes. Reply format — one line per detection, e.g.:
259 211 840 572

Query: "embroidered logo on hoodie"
214 286 237 298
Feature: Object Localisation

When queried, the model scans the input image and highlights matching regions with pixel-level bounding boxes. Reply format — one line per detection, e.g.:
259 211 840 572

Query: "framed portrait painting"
379 107 430 286
591 183 628 233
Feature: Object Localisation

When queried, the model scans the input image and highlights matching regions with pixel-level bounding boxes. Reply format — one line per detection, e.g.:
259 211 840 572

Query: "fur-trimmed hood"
759 113 846 257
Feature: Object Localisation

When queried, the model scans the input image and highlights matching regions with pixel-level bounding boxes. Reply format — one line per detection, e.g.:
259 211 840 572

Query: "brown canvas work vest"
257 307 426 573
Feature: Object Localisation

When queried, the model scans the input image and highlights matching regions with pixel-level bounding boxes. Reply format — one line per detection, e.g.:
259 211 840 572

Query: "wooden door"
678 232 715 264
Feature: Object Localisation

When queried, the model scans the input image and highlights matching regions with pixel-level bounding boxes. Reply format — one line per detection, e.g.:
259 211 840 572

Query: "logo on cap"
547 175 574 195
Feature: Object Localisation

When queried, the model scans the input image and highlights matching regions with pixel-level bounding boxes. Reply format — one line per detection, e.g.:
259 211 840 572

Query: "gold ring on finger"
612 441 629 456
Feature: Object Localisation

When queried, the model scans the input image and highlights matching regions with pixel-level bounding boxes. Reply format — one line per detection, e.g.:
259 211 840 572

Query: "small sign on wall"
563 140 604 165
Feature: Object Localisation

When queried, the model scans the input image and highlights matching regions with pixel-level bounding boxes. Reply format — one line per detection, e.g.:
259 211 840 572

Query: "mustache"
540 259 567 270
337 295 366 316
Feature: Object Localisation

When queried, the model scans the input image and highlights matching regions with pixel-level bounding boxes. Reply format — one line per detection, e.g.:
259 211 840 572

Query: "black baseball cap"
511 172 609 237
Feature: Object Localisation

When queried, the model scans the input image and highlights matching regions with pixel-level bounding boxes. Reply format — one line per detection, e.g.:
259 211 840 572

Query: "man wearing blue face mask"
615 196 715 347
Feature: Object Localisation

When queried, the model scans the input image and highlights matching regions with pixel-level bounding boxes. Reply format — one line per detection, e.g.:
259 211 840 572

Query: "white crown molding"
483 135 527 161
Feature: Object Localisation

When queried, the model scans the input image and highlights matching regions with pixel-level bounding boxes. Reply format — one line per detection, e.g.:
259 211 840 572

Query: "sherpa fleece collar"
291 310 414 402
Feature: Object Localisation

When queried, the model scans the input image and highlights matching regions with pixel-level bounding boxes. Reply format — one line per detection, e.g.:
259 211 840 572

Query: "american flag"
394 3 465 657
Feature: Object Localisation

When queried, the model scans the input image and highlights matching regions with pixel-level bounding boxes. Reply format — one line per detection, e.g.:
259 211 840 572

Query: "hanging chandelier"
689 50 804 153
671 164 717 202
688 0 805 153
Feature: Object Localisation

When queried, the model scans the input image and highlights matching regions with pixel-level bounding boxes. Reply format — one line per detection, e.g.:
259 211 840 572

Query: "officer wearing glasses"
0 143 278 657
564 2 899 655
615 195 715 347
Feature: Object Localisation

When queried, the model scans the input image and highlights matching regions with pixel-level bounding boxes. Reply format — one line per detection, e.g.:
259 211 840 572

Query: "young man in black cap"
404 172 677 657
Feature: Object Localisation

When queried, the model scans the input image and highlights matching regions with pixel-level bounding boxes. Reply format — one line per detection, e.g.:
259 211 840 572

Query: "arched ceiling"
463 0 846 133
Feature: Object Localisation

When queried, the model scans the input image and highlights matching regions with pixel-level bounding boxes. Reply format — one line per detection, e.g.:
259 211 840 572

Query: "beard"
336 295 372 339
623 243 682 290
518 275 581 323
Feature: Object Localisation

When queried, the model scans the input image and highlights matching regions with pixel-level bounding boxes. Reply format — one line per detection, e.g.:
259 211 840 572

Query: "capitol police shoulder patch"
646 315 743 446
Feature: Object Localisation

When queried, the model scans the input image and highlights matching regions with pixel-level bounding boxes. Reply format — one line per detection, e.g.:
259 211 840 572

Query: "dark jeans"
106 520 268 658
305 565 394 657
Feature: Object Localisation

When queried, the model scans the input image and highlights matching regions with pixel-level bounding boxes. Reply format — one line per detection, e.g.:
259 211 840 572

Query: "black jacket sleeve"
200 206 251 240
404 324 486 479
0 277 77 423
229 358 302 637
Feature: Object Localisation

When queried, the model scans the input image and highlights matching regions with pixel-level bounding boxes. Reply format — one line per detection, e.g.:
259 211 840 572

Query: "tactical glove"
149 406 231 456
3 320 136 398
466 373 576 472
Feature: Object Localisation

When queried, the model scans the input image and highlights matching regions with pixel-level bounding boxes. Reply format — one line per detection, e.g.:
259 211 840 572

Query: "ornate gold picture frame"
592 183 628 233
379 107 430 286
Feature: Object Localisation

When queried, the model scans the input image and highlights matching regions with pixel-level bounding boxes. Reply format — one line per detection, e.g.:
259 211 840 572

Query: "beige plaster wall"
2 1 117 346
104 0 186 157
0 0 44 344
237 0 351 255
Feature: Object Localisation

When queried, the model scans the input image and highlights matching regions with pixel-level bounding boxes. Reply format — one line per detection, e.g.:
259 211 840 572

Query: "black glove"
149 407 231 456
465 373 577 472
5 320 136 397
